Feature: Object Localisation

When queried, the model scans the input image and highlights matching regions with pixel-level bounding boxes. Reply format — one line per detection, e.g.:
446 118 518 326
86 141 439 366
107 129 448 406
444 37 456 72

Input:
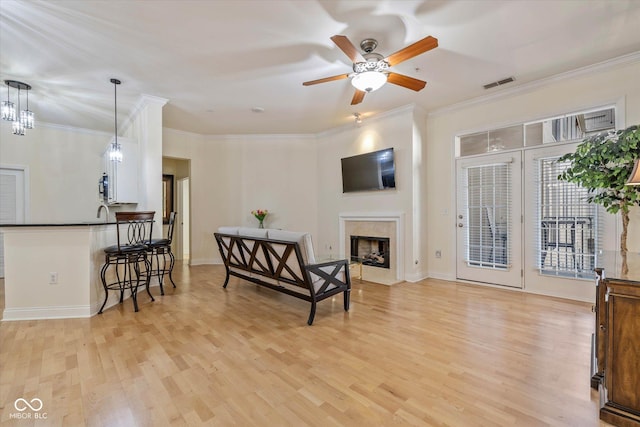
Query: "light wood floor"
1 263 610 426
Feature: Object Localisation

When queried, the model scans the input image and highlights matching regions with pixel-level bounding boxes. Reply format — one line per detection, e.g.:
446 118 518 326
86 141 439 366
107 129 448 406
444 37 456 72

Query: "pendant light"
109 78 123 162
2 80 34 136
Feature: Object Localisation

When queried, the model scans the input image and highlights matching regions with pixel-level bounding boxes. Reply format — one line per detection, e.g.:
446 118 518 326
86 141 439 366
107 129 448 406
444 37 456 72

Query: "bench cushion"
266 229 315 265
238 227 268 238
217 226 240 235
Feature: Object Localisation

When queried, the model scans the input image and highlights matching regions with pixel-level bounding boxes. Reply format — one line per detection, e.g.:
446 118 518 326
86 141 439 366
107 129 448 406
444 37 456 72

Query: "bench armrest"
304 259 351 294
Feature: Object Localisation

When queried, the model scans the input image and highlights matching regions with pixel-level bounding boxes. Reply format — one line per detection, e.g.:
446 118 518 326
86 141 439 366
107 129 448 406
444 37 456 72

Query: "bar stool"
147 211 177 295
98 211 155 313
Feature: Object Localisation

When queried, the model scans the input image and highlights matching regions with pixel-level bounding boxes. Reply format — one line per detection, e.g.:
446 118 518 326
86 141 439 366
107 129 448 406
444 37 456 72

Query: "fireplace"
350 235 390 269
340 212 404 285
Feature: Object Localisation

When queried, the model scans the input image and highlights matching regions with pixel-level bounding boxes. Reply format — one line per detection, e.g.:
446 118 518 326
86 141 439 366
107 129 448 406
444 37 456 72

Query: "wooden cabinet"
593 252 640 427
103 137 138 204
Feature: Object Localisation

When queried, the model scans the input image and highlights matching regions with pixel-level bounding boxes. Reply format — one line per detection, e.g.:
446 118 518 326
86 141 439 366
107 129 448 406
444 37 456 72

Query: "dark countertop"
0 222 116 227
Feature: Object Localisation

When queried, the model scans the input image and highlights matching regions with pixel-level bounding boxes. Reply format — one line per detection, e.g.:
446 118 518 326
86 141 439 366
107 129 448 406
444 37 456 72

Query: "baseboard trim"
405 272 428 283
427 272 456 281
189 258 219 266
2 305 92 321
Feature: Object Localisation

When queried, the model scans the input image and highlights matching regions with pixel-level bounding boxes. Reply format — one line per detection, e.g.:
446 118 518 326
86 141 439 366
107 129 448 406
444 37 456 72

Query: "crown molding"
24 121 112 137
317 103 417 137
428 51 640 118
208 133 317 141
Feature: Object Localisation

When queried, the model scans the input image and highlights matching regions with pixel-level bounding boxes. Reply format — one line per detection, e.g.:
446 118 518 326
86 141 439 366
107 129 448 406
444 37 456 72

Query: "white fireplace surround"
339 212 405 284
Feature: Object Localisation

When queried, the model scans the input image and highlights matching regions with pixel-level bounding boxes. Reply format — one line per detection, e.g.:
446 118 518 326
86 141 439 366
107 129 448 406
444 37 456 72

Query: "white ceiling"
1 0 640 135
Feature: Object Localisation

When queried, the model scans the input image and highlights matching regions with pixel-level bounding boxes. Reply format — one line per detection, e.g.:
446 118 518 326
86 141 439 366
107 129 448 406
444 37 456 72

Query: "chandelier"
2 80 34 136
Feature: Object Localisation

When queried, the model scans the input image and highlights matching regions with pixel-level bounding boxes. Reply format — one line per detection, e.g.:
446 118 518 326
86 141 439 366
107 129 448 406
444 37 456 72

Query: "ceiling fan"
303 34 438 105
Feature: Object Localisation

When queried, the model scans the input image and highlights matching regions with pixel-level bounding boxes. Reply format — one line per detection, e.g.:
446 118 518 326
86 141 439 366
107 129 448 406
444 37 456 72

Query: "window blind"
460 162 512 269
535 157 601 278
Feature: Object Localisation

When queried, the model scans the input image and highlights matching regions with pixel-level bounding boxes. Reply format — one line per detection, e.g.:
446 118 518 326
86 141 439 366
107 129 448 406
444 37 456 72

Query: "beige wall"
2 59 638 294
425 60 640 281
124 95 167 237
164 105 428 279
315 106 428 281
0 122 110 223
163 130 318 265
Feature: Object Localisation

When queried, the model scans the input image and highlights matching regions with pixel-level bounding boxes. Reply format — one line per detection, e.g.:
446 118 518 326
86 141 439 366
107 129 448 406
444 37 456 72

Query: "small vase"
258 220 264 229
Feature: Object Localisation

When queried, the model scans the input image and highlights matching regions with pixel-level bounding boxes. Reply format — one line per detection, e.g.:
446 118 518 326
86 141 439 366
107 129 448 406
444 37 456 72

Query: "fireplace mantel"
339 212 405 284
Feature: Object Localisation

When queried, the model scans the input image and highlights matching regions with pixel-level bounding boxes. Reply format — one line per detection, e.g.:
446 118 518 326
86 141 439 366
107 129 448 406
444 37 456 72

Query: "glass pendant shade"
12 118 25 135
2 101 16 121
351 71 387 92
109 141 123 162
21 109 34 129
627 159 640 186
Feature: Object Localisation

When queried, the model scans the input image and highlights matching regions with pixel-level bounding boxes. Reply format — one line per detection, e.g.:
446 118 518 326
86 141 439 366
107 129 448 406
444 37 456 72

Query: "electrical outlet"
49 272 58 285
435 250 442 259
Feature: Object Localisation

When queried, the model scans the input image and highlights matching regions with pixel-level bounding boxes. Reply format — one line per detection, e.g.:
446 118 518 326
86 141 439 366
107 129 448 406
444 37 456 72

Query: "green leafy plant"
557 125 639 254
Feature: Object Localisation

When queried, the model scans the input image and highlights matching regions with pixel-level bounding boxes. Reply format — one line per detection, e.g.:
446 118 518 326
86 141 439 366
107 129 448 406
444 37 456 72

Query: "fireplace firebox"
350 235 390 269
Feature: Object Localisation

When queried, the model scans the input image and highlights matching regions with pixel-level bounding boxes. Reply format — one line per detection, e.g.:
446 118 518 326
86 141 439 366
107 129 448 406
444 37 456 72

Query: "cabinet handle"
599 324 606 331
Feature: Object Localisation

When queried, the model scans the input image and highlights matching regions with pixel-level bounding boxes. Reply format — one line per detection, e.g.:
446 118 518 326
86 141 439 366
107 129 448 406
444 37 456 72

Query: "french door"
456 144 607 300
456 152 522 288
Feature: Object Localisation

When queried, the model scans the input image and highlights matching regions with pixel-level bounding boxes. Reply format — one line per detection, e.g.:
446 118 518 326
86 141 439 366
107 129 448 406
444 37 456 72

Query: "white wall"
315 105 428 281
425 60 640 282
163 130 318 265
163 104 428 279
0 122 110 222
3 58 638 294
0 94 168 228
124 95 167 237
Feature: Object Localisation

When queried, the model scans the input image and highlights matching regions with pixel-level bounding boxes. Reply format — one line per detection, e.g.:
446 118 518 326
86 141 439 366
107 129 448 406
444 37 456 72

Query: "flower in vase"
251 209 268 227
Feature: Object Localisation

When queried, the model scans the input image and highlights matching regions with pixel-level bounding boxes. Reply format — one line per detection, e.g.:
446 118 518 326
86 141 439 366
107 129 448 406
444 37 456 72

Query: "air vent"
483 76 515 90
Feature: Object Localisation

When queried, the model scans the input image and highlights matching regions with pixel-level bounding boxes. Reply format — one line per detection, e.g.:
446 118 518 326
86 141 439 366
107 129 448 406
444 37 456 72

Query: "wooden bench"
214 227 351 325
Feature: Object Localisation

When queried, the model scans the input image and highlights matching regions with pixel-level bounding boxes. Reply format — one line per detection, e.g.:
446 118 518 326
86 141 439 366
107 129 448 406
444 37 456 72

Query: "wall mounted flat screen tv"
341 148 396 193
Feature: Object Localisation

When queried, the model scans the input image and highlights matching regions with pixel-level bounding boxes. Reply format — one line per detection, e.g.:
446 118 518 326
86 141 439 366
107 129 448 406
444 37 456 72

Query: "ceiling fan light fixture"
351 71 387 93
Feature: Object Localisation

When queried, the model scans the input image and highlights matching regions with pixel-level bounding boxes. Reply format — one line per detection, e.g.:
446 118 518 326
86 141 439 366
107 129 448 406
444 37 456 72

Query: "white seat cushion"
217 226 240 235
266 229 315 264
238 227 268 238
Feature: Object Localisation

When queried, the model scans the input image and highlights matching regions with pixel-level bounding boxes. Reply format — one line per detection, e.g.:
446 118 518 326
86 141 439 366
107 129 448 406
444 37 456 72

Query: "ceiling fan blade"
303 73 350 86
387 72 427 91
351 89 365 105
385 36 438 67
331 35 365 63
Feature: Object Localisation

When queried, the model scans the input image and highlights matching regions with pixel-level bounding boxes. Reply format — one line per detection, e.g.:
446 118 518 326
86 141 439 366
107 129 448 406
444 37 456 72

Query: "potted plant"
557 125 639 272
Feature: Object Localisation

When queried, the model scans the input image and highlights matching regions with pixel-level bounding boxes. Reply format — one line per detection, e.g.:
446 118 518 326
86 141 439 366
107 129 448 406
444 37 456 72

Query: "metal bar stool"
99 211 155 313
147 211 177 295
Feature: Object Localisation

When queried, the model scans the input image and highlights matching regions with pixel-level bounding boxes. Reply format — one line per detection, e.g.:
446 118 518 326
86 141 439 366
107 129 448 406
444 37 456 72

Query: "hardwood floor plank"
0 263 610 426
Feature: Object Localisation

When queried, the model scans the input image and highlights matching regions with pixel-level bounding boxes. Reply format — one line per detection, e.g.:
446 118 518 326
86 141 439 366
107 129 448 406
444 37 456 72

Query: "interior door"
456 152 522 288
177 177 190 262
0 167 26 277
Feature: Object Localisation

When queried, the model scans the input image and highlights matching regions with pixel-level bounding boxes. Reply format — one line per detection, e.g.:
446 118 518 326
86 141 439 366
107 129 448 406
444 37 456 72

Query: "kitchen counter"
1 223 119 320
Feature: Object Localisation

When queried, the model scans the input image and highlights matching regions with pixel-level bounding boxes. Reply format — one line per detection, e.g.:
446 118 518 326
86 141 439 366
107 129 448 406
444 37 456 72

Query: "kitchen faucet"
97 203 110 222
